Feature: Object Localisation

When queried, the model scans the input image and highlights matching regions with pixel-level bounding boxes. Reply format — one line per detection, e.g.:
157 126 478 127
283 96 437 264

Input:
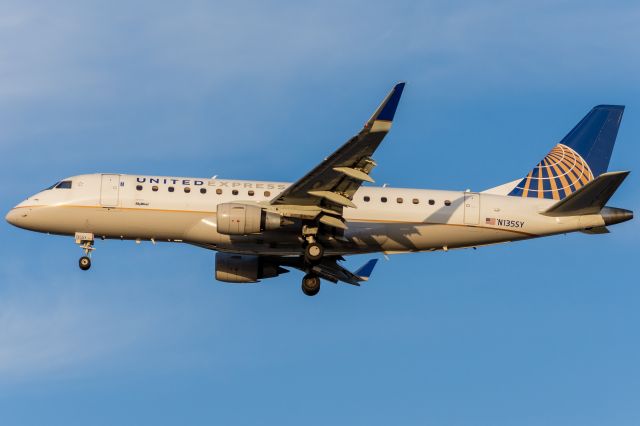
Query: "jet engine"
215 253 288 283
216 203 283 235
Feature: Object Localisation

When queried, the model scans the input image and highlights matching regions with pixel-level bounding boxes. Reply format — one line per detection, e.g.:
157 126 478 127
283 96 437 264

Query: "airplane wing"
310 257 378 286
269 82 405 229
277 256 379 286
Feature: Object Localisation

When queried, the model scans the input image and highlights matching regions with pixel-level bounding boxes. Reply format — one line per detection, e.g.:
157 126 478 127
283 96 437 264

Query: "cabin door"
100 174 120 207
463 192 480 225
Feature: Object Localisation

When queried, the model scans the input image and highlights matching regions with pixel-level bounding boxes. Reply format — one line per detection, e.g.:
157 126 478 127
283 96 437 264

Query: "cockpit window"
55 180 72 189
45 182 60 190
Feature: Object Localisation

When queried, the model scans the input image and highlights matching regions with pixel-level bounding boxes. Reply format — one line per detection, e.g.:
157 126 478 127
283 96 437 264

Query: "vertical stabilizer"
509 105 624 200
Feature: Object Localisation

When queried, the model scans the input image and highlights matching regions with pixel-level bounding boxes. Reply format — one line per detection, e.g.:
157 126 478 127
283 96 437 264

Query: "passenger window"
184 187 191 193
200 188 207 194
364 196 370 202
428 199 435 205
396 197 403 204
168 186 175 192
444 200 451 206
248 190 255 196
216 189 223 195
136 185 143 191
56 181 72 189
264 191 271 197
381 197 387 203
152 185 158 192
232 190 239 195
412 198 419 204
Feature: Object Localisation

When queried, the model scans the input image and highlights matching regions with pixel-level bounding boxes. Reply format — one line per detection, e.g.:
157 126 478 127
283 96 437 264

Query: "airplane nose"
5 208 27 227
6 208 18 226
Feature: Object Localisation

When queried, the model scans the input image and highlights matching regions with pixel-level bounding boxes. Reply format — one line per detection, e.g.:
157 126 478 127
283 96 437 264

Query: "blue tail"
509 105 624 200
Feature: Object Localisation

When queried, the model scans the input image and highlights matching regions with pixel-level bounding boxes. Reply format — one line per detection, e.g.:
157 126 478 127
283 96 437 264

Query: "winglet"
354 259 378 281
366 82 406 132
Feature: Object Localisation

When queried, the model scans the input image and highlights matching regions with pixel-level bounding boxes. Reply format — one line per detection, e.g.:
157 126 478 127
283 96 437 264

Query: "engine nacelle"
216 203 282 235
215 253 286 283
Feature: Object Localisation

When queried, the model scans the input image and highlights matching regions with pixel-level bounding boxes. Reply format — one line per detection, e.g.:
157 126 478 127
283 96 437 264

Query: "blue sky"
1 1 639 424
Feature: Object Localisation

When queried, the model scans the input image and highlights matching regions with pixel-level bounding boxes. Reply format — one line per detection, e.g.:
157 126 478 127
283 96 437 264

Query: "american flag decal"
485 217 496 225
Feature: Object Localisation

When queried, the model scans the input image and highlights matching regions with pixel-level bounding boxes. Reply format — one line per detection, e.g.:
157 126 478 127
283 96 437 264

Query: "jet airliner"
6 83 633 295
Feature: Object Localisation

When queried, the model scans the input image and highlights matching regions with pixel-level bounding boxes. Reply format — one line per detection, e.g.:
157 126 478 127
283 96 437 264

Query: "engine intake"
216 203 282 235
215 253 287 283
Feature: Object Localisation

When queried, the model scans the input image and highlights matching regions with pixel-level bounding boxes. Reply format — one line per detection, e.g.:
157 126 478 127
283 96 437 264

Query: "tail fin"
509 105 624 200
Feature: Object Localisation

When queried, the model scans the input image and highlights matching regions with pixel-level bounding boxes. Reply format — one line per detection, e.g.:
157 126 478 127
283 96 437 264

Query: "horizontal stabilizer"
580 226 610 234
542 171 630 217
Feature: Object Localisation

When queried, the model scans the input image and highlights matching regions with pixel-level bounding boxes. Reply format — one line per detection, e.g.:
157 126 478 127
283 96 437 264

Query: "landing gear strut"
75 232 94 271
300 225 323 295
302 225 324 264
301 274 321 296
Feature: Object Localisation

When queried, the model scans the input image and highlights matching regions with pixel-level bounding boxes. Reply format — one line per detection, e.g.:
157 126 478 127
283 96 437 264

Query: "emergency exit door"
100 174 120 207
463 192 480 225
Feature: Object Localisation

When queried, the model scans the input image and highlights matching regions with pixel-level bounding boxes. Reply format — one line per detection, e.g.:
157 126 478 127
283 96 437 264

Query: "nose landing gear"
79 256 91 270
75 232 94 271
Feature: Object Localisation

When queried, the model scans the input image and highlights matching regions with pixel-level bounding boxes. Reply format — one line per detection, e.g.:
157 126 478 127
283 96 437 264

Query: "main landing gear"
301 240 323 296
300 225 325 296
75 232 94 271
304 241 324 264
301 273 321 296
302 224 324 265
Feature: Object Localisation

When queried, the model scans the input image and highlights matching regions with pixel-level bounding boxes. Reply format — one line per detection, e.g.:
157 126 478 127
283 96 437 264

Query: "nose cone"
6 207 28 228
6 208 18 226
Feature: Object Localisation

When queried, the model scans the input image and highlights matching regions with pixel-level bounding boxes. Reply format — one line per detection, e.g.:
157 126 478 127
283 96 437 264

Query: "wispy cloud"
2 0 638 104
0 276 147 383
1 0 637 179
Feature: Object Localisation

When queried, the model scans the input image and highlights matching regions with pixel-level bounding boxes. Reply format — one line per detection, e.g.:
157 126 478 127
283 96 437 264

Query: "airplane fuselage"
6 173 610 256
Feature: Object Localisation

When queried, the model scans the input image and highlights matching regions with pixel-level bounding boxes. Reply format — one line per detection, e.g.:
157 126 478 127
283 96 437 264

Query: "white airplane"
6 83 633 296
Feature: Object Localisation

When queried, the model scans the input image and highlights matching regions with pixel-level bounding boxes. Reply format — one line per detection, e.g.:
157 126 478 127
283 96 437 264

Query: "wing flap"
307 190 357 208
318 214 348 230
333 167 375 183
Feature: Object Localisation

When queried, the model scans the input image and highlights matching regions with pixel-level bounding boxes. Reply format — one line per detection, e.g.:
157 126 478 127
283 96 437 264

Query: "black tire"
301 274 321 296
79 256 91 271
304 242 324 264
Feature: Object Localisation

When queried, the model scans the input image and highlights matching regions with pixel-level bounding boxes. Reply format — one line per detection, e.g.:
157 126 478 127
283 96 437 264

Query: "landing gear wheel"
79 256 91 271
304 242 324 264
301 274 321 296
